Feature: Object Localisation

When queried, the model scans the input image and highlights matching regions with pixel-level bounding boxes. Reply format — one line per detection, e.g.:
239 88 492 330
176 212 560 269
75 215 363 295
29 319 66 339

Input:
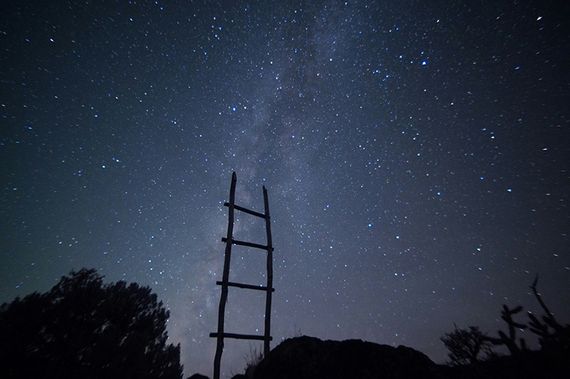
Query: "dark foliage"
485 304 529 354
187 374 209 379
483 276 570 357
441 325 493 365
0 268 182 379
439 276 570 377
527 276 570 353
440 349 570 379
243 345 263 378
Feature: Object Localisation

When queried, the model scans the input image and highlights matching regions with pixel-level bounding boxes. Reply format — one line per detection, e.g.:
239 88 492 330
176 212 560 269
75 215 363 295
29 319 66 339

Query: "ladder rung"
209 332 272 341
224 202 267 219
222 237 273 251
216 281 275 292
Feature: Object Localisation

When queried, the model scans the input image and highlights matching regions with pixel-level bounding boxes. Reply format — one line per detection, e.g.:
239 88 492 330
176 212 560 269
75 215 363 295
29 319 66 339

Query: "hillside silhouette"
223 276 570 379
2 268 569 379
232 335 568 379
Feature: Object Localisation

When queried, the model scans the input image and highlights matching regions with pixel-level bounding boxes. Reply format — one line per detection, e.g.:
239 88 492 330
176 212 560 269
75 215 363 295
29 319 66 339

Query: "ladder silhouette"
209 172 274 379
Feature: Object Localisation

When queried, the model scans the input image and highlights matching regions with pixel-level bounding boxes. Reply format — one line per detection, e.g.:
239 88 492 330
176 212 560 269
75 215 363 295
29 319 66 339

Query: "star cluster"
1 1 569 377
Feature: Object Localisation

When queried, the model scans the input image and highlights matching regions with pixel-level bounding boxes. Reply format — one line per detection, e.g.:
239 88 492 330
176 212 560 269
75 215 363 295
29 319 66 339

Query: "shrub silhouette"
0 268 182 379
485 305 529 354
441 325 493 365
484 276 570 356
441 276 570 378
527 275 570 353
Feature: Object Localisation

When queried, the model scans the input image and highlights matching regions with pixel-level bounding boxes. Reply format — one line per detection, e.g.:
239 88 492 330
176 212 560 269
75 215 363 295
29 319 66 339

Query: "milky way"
1 1 569 377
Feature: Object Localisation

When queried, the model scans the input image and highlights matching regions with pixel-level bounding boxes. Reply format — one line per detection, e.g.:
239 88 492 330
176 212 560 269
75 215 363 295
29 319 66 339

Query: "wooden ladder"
209 172 274 379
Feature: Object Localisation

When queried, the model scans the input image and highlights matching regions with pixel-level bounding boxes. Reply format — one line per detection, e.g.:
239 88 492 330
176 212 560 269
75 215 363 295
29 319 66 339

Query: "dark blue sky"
1 1 569 377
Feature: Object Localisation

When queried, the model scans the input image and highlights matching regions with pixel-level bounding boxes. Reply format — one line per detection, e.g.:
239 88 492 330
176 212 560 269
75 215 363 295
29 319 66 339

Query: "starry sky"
1 0 570 377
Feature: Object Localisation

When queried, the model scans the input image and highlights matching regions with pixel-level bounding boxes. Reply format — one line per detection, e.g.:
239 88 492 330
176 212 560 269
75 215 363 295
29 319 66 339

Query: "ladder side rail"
213 172 237 379
263 185 274 357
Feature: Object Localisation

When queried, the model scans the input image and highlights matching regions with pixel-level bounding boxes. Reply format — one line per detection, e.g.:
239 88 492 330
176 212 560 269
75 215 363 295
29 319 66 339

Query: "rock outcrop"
252 336 439 379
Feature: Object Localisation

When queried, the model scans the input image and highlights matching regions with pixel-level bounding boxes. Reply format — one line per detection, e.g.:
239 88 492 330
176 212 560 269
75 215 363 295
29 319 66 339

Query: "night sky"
1 0 570 377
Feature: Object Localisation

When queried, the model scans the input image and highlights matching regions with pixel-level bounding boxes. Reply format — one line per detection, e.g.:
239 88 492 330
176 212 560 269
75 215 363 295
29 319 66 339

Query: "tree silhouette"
0 268 182 379
441 325 493 365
